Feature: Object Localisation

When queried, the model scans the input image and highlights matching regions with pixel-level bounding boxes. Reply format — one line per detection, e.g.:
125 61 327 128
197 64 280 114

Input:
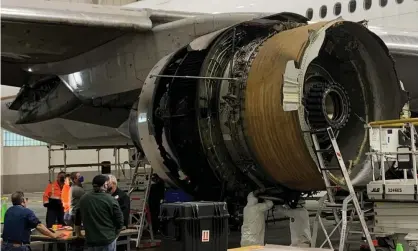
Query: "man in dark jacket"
149 174 165 235
107 174 130 227
107 175 131 251
79 175 124 251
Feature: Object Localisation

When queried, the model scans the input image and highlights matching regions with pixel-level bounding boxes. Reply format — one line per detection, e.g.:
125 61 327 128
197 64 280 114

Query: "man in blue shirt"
2 191 64 251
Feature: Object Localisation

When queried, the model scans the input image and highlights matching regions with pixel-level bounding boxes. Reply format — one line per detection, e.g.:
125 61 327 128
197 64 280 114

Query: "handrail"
368 118 418 127
369 122 418 128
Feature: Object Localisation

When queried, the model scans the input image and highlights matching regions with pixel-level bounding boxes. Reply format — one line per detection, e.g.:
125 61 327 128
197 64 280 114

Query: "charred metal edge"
137 52 180 188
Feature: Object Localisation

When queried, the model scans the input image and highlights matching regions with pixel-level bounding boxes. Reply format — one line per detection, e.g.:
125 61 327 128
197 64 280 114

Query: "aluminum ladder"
310 127 375 251
129 167 154 248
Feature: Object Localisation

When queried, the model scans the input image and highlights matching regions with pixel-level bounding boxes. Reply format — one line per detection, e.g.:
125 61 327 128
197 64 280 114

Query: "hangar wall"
1 143 132 194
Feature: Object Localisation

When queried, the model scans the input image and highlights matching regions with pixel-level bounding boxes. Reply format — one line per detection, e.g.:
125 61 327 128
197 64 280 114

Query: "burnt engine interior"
146 14 403 208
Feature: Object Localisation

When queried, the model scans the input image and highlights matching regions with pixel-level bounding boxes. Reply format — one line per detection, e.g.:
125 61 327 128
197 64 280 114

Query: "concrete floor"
1 192 364 251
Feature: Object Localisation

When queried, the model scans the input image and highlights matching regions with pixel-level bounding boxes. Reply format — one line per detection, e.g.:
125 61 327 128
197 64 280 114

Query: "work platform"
229 245 331 250
308 118 418 251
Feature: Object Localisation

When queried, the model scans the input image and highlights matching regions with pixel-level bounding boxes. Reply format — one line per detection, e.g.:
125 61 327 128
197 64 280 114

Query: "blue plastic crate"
164 189 193 203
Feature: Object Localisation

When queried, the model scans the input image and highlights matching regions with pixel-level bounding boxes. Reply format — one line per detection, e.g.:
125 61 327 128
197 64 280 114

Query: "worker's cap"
92 174 109 188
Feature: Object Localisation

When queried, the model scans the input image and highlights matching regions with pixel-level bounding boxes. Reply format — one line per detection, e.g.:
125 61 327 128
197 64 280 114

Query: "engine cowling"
136 14 404 205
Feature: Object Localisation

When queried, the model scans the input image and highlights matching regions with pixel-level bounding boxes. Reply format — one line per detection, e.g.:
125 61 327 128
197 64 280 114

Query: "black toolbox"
159 201 229 251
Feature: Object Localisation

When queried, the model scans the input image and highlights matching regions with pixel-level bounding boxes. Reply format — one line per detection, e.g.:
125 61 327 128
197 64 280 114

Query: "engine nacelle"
136 14 404 205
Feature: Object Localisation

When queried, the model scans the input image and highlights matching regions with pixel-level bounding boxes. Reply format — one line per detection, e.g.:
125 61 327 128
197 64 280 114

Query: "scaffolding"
311 118 418 250
46 144 160 247
47 144 136 182
367 118 418 189
366 118 418 243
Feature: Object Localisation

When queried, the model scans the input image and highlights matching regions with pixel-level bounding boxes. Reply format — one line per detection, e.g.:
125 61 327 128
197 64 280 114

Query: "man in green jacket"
79 175 125 251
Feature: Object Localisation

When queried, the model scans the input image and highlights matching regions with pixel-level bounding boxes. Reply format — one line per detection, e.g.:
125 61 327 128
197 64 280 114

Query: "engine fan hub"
305 81 351 130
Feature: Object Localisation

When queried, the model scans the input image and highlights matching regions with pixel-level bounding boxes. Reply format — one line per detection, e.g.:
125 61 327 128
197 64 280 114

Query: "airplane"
2 0 418 206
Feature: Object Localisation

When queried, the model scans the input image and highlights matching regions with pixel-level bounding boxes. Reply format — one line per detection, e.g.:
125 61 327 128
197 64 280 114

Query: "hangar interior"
1 0 418 251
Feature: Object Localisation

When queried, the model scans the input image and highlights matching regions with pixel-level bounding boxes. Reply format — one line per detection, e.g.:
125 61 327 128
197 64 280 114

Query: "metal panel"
375 207 418 216
374 202 418 234
1 0 151 30
375 202 418 209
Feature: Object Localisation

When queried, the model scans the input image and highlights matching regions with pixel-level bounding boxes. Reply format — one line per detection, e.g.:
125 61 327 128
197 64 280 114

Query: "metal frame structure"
310 127 375 251
365 118 418 246
311 119 418 250
47 144 159 247
367 118 418 190
47 144 135 182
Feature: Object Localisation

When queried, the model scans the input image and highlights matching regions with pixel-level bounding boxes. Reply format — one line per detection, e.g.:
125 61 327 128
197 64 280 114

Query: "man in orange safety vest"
62 174 71 225
43 171 66 228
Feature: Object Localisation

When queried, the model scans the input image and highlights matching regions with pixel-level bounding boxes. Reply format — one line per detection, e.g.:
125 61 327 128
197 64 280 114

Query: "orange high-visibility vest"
43 181 63 205
61 184 71 212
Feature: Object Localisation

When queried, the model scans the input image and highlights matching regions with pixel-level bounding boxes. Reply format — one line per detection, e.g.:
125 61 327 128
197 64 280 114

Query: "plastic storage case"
159 201 229 251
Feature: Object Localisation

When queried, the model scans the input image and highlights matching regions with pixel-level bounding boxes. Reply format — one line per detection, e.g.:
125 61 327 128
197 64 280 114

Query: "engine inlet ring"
304 66 351 131
322 84 350 128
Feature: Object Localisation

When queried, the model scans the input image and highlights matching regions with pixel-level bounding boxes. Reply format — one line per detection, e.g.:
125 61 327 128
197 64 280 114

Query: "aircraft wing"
1 0 266 146
2 0 153 65
369 26 418 110
2 0 153 89
1 0 203 87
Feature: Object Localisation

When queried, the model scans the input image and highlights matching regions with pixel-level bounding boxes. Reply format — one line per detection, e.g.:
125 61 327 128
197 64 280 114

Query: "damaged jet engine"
3 11 404 206
136 15 404 205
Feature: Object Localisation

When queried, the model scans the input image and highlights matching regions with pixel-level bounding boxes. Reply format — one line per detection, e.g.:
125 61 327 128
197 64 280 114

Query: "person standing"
79 175 124 251
149 174 165 235
69 172 85 237
276 205 312 247
240 190 273 247
43 171 66 228
62 174 71 225
107 175 130 227
107 175 130 251
2 191 64 251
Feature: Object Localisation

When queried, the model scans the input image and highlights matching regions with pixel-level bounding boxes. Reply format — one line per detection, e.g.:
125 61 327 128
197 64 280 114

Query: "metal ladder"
130 167 154 248
310 127 376 251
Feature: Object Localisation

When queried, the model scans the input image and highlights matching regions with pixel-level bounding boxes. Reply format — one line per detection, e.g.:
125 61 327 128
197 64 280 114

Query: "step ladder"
309 127 376 251
129 165 155 248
